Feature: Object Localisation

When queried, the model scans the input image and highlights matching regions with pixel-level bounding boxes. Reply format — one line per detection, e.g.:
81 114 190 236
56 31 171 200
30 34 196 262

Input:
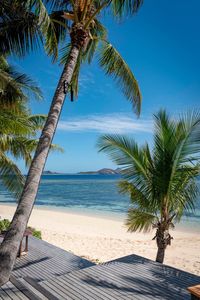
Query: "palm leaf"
28 114 47 130
0 2 41 56
126 208 157 233
98 134 150 180
0 151 25 199
99 41 141 114
111 0 143 19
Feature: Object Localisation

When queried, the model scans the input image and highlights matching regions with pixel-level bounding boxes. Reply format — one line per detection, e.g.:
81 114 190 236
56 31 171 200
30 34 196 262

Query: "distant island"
42 168 122 175
42 170 63 175
78 168 121 175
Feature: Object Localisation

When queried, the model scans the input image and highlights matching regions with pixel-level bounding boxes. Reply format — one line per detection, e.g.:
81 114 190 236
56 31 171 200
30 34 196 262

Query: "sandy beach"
0 204 200 276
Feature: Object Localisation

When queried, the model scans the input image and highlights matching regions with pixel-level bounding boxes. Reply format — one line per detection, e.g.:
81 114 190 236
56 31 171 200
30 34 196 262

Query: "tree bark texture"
0 46 80 285
155 227 172 263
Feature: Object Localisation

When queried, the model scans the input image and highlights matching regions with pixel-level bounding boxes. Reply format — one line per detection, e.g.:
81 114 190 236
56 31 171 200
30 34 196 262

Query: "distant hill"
78 168 121 175
42 170 62 175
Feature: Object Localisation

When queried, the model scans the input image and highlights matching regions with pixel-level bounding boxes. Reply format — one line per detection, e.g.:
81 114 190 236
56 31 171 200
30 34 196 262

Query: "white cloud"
58 114 153 134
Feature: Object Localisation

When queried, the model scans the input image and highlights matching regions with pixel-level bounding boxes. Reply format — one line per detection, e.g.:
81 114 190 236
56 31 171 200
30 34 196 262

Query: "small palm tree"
0 0 143 284
98 110 200 263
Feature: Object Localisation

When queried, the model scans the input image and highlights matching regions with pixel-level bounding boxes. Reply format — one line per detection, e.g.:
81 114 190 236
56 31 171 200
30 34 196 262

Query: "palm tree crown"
98 110 200 263
0 0 143 112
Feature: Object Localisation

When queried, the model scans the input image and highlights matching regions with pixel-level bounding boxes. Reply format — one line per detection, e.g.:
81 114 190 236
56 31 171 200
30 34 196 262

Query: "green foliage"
98 110 200 232
0 220 42 239
0 55 42 110
0 1 42 56
126 209 157 232
0 219 10 233
111 0 143 19
99 42 141 114
32 230 42 239
28 227 42 239
0 57 63 198
0 0 143 114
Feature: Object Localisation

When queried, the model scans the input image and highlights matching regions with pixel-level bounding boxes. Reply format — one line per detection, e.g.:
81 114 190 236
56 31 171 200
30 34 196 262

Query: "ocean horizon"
0 174 200 231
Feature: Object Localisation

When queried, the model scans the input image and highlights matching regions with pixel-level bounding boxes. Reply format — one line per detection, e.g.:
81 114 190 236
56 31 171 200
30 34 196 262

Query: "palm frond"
0 2 41 56
0 59 43 110
119 180 157 212
176 110 200 163
111 0 143 19
70 52 82 98
28 114 47 130
43 0 70 11
99 41 141 115
126 208 156 233
29 0 67 60
98 134 150 180
59 43 71 65
0 111 35 135
0 151 25 199
50 143 64 153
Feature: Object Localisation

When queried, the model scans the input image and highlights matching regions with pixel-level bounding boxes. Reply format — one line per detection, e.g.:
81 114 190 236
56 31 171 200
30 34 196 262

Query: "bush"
32 229 42 239
0 219 42 239
0 219 10 233
27 227 42 239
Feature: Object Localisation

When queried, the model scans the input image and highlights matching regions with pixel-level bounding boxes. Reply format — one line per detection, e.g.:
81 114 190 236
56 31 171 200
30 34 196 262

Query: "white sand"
0 204 200 275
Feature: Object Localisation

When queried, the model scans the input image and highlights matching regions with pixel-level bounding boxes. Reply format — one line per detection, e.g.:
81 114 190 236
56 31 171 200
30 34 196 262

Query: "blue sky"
12 0 200 173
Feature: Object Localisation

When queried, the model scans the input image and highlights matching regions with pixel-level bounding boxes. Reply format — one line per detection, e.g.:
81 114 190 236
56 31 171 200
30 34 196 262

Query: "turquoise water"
0 174 200 229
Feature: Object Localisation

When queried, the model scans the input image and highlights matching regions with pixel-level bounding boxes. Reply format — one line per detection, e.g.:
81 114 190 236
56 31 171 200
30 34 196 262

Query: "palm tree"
0 57 61 206
0 0 143 284
98 110 200 263
0 112 45 198
0 56 43 197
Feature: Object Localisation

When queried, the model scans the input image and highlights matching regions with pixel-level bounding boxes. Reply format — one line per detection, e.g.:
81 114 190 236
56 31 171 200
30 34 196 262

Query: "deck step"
24 277 59 300
10 275 50 300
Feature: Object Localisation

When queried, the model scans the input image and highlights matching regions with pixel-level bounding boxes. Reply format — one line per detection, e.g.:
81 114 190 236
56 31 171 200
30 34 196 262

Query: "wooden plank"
0 285 13 300
81 266 148 300
49 274 107 300
79 262 188 300
24 277 59 300
187 285 200 298
2 282 26 300
10 276 43 300
37 283 66 300
12 237 94 282
106 261 200 289
65 270 136 300
43 280 80 300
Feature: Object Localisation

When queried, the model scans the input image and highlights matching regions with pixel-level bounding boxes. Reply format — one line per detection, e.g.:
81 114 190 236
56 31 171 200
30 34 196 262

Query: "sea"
0 174 200 231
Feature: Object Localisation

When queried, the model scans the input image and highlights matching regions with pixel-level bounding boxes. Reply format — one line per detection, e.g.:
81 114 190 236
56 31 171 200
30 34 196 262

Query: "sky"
11 0 200 173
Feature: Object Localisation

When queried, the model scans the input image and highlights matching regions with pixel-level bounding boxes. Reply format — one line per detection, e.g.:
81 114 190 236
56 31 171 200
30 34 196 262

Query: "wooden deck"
0 237 200 299
12 236 94 281
39 254 200 300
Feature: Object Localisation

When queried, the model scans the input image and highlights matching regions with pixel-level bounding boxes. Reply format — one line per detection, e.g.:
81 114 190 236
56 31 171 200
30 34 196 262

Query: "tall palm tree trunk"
0 45 80 285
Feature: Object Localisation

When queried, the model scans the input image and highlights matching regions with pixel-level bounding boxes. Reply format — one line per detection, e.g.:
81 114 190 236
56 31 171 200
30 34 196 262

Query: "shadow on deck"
0 237 199 299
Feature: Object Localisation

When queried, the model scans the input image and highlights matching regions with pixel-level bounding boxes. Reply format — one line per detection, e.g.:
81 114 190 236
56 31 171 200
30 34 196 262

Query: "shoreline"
1 202 200 233
0 203 200 275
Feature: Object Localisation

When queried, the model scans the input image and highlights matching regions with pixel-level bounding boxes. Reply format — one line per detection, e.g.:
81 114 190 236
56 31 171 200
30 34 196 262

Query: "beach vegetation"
0 0 143 284
0 219 42 239
0 219 10 233
0 57 63 199
98 110 200 263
